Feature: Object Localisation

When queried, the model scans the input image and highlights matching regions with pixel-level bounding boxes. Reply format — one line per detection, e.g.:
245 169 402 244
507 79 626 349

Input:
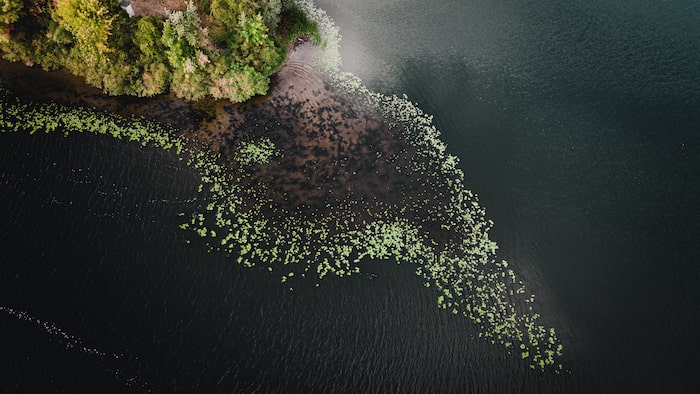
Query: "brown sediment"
0 41 456 242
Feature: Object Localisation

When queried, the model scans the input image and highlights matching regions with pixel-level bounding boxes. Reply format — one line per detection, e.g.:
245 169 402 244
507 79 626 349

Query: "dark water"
2 0 700 392
315 0 700 392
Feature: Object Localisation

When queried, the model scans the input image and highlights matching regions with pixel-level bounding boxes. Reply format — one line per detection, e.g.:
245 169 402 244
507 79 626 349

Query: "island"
0 0 318 101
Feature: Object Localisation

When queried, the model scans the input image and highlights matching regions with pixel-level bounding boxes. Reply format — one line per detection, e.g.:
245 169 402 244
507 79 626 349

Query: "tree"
257 0 281 31
54 0 120 86
132 17 170 96
0 0 23 25
162 1 207 69
210 0 257 28
209 56 267 102
210 0 281 32
0 0 312 101
135 17 166 61
162 1 213 100
231 12 281 75
54 0 116 55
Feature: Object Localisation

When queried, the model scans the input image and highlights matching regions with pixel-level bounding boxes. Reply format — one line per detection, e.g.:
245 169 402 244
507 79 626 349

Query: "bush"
210 0 257 28
0 0 23 25
209 56 268 101
257 0 281 31
231 12 282 74
0 0 315 102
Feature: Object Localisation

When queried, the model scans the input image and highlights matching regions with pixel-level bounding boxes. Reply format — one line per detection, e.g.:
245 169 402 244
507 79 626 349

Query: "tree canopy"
0 0 318 102
0 0 23 25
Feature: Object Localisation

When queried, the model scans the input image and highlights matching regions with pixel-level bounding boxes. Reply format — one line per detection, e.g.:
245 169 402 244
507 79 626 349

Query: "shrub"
0 0 23 25
210 0 257 28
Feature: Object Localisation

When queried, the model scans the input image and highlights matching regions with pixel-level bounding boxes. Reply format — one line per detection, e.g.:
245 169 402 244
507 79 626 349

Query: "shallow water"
2 0 700 392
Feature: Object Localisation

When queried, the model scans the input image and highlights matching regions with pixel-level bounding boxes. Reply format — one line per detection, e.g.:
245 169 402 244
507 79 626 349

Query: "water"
2 0 700 392
315 0 700 391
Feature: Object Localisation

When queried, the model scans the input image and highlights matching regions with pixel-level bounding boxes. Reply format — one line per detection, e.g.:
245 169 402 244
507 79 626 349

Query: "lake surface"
2 0 700 392
319 0 700 389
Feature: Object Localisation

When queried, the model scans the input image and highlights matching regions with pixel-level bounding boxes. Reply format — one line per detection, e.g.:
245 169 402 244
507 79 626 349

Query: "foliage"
135 17 165 61
277 2 319 50
291 0 339 71
209 58 268 101
1 0 310 102
139 61 171 96
1 0 64 67
210 0 257 28
230 11 282 75
257 0 281 31
0 0 23 25
54 0 116 56
53 0 138 91
132 17 170 95
162 1 207 69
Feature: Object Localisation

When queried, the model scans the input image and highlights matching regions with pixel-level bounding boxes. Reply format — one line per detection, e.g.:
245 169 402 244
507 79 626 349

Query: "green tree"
135 17 166 61
210 0 257 28
132 16 170 96
0 0 314 101
162 1 207 68
257 0 281 31
0 0 23 25
162 1 213 100
209 56 267 102
54 0 121 86
139 61 171 96
1 0 68 68
54 0 116 55
231 12 281 75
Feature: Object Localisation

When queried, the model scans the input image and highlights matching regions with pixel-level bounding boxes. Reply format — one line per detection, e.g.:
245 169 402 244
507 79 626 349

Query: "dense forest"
0 0 317 101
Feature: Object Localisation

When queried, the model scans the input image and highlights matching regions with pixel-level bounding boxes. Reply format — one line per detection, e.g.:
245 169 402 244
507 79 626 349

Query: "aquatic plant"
236 137 281 167
291 0 341 71
0 92 182 153
288 0 564 370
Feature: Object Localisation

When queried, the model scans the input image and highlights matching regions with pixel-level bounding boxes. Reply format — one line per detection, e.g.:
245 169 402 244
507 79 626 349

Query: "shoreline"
0 41 425 222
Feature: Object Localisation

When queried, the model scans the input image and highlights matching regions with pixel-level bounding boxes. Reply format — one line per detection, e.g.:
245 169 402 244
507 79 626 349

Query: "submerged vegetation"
0 0 318 101
291 0 565 370
0 0 564 372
